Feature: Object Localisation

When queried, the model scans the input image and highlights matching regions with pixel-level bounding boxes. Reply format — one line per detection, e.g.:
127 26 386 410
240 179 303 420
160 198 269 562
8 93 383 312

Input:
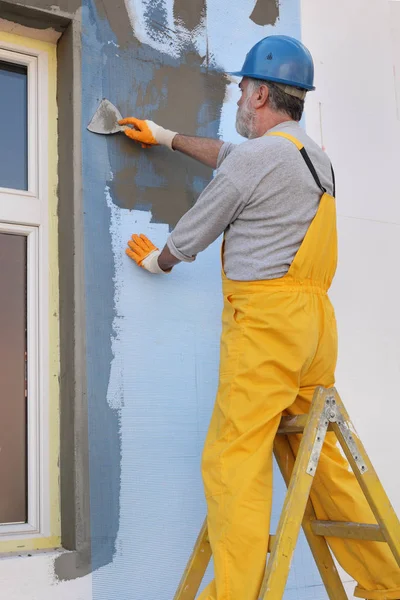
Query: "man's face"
235 78 257 139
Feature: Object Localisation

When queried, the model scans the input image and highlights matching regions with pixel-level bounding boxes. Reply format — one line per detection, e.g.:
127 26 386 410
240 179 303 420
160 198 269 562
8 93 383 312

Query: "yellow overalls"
199 132 400 600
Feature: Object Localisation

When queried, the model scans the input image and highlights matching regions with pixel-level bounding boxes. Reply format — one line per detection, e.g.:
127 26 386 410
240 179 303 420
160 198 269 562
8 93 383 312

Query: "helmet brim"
227 71 315 92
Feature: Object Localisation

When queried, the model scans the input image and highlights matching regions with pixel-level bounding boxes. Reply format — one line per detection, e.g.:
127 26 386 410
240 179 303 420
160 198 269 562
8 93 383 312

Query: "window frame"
0 47 42 219
0 41 50 540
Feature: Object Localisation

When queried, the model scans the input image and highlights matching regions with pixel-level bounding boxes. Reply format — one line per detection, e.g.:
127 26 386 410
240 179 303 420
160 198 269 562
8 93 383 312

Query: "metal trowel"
87 99 128 135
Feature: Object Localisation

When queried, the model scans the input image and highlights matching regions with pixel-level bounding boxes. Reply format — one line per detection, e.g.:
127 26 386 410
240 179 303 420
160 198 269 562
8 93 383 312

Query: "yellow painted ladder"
173 387 400 600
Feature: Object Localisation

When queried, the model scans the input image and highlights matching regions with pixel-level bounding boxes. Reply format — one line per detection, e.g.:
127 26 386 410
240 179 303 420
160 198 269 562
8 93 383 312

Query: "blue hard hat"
229 35 315 91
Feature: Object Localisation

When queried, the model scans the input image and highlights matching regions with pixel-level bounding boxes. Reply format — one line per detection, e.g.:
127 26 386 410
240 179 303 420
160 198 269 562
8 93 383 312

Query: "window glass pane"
0 232 27 524
0 61 28 191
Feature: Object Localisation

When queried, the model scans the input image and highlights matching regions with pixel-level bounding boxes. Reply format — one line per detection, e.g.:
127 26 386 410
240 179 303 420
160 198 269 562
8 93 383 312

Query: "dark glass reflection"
0 232 28 524
0 61 28 191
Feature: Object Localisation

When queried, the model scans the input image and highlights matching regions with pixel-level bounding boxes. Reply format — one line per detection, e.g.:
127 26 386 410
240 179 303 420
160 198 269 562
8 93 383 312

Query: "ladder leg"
331 390 400 568
273 433 348 600
260 387 332 599
174 518 211 600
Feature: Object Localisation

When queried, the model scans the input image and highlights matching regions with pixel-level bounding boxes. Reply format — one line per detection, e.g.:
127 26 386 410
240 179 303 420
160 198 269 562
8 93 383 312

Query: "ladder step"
311 520 385 542
278 415 308 434
268 535 275 553
278 414 333 434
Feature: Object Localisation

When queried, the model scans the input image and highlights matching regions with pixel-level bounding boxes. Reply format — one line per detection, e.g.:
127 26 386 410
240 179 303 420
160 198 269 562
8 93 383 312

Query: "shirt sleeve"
216 142 238 168
167 171 244 262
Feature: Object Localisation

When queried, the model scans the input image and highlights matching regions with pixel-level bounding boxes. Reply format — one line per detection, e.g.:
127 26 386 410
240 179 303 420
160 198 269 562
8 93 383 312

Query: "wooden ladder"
173 387 400 600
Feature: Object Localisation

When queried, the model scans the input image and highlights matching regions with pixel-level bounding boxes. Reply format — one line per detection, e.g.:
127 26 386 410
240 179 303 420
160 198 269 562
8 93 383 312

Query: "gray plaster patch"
94 0 136 48
101 0 228 228
173 0 206 31
250 0 280 26
0 0 71 31
10 0 81 13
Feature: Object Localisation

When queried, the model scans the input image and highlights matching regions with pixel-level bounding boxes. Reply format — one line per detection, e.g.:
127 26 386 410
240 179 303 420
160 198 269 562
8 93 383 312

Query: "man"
120 36 400 600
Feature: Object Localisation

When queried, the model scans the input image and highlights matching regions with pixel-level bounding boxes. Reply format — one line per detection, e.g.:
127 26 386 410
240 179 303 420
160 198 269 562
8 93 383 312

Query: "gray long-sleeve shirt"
167 121 334 281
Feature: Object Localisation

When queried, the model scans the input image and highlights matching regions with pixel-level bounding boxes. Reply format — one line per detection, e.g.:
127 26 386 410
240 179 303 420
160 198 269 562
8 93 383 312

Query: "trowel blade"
87 99 126 135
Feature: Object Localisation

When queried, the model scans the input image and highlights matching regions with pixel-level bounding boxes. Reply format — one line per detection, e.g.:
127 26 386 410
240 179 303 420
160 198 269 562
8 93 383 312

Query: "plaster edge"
0 16 61 42
0 1 71 31
55 9 92 582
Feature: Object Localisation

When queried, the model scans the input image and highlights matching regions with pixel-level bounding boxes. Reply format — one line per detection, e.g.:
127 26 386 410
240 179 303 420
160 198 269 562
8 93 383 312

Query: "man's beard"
235 95 256 139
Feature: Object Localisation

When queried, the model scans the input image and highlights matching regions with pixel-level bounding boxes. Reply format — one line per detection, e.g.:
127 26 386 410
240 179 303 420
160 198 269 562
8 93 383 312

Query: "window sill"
0 535 61 555
0 545 91 581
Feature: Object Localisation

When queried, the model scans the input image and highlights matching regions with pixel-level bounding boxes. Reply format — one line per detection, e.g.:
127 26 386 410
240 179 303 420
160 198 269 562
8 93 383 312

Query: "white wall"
303 0 400 511
0 551 91 600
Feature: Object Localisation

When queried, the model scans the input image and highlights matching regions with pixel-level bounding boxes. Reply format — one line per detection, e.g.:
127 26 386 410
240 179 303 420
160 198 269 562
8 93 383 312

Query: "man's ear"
254 83 269 108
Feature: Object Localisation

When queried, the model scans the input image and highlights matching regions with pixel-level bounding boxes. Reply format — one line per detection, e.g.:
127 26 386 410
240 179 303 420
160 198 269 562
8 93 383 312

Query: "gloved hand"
126 234 169 274
118 117 177 150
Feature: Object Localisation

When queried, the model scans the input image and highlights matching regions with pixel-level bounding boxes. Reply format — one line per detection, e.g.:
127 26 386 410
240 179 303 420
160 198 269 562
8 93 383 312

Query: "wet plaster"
250 0 280 26
98 106 119 132
93 0 137 48
88 100 123 134
173 0 206 32
0 0 71 32
10 0 81 13
98 0 228 228
109 57 227 227
85 0 287 227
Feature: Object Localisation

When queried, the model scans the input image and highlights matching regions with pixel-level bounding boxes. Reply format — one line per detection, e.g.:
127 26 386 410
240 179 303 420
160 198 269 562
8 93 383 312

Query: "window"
0 232 27 525
0 61 28 190
0 34 59 549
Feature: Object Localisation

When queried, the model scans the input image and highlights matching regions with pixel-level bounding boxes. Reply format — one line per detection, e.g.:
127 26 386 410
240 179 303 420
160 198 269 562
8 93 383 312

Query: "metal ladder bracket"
306 395 336 476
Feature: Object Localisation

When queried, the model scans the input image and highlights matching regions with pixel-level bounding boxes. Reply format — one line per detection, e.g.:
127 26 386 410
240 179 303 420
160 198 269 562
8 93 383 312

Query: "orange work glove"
126 234 168 274
118 118 177 150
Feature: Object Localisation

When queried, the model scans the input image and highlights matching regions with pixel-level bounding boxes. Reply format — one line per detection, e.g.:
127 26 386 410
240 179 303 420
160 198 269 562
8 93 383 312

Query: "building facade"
0 0 399 598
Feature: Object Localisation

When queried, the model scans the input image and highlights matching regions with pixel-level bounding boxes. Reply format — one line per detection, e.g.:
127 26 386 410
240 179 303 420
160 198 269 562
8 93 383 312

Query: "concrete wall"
1 0 400 599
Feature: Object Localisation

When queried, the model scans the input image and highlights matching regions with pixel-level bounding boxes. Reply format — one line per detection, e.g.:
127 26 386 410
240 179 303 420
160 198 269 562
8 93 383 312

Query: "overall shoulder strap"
267 131 334 196
331 164 336 198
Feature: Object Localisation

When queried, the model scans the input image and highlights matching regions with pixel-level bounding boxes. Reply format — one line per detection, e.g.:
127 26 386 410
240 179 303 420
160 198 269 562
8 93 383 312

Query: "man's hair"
248 78 305 122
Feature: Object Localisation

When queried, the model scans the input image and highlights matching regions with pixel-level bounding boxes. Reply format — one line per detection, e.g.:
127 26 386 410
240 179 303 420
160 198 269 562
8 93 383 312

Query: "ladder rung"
278 415 308 434
278 415 332 434
268 535 275 553
311 520 385 542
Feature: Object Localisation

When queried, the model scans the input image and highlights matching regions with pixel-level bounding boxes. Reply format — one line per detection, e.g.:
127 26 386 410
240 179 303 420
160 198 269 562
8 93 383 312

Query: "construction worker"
120 36 400 600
